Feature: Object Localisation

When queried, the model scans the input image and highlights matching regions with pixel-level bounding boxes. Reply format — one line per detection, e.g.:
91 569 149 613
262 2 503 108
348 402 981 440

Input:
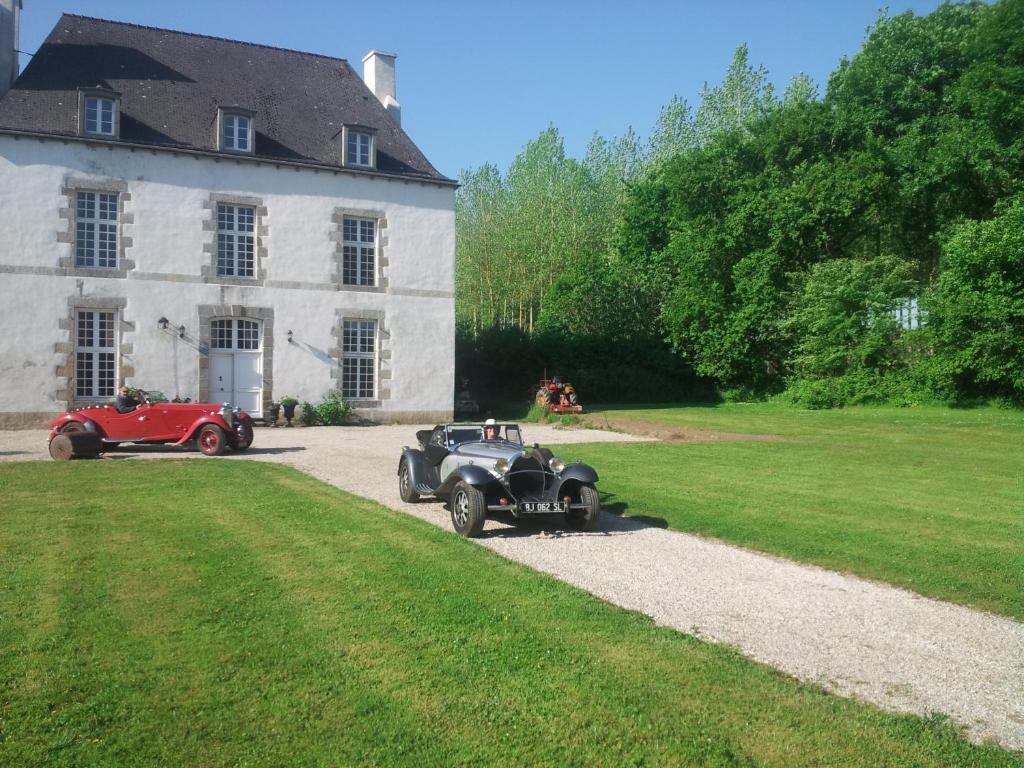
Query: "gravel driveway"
3 425 1023 750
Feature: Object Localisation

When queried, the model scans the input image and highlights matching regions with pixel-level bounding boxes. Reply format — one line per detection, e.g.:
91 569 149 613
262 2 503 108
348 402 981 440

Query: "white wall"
0 136 455 423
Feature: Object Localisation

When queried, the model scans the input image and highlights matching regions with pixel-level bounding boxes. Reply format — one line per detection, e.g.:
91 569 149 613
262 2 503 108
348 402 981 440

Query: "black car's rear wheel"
451 481 486 537
233 422 254 451
197 425 226 456
398 459 420 503
566 484 601 532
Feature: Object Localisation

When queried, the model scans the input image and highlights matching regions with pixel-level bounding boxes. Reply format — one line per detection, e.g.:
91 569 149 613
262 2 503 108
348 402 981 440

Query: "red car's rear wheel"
197 425 226 456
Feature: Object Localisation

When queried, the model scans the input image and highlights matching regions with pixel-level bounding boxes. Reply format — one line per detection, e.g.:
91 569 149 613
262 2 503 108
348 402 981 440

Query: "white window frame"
341 319 377 400
75 191 119 269
216 204 256 279
342 217 377 287
84 95 116 136
75 310 117 398
210 318 261 351
220 112 253 153
345 128 374 168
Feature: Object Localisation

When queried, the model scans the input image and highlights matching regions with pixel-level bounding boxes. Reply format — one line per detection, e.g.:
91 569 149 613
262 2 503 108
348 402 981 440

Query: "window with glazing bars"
346 131 371 166
341 319 376 399
75 192 118 268
75 310 116 398
217 204 255 278
222 114 251 152
342 218 376 286
85 97 115 135
211 318 260 350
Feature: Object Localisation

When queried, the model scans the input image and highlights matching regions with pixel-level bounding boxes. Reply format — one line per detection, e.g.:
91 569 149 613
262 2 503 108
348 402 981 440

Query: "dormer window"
343 126 376 168
79 90 120 138
219 109 254 153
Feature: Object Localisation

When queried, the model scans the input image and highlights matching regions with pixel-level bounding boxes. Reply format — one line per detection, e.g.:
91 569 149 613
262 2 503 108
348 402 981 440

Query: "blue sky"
18 0 948 179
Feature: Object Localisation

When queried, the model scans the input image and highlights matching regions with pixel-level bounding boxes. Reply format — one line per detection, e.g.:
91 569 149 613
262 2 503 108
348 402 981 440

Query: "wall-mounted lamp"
158 317 169 330
178 325 186 339
287 330 294 344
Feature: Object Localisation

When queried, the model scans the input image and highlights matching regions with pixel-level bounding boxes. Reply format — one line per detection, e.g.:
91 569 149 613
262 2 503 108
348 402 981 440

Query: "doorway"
209 318 263 416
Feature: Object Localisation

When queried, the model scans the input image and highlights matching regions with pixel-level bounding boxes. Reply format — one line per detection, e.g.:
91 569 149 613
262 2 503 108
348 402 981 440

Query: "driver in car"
114 385 142 414
483 418 499 440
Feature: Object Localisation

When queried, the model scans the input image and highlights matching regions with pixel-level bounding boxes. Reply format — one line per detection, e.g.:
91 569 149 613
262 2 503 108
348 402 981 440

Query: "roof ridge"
59 13 351 64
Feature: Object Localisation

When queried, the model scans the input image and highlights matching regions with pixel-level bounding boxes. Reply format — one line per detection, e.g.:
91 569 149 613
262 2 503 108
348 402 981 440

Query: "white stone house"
0 6 456 427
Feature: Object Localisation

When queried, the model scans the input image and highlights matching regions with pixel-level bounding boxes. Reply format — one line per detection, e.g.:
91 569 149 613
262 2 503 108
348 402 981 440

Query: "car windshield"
447 427 483 445
446 424 523 446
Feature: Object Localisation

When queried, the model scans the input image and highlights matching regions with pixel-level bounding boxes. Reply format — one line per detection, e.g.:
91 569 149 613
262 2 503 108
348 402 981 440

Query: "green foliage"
316 390 354 426
455 0 1024 408
927 197 1024 402
522 403 549 423
298 400 318 427
294 391 354 426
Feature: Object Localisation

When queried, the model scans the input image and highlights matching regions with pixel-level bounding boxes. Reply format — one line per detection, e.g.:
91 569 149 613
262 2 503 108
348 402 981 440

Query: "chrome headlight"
549 456 566 474
219 404 234 426
494 458 511 475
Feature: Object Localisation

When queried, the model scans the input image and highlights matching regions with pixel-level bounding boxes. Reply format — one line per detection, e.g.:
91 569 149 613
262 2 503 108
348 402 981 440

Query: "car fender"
553 462 599 497
437 463 496 498
48 412 105 440
399 447 434 490
175 414 234 445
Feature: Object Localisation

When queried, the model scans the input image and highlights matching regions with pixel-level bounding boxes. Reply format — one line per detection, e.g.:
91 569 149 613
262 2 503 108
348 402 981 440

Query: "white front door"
209 318 263 417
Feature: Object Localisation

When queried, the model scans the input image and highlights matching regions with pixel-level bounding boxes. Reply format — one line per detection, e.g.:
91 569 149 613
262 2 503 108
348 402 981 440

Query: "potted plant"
280 397 298 427
268 400 281 427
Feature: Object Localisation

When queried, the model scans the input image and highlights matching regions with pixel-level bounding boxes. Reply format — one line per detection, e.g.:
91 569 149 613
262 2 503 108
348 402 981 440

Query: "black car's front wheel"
450 481 486 537
398 459 420 503
566 484 601 532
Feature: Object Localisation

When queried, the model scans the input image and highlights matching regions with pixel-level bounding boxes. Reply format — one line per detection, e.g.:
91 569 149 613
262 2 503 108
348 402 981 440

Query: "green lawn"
565 404 1024 619
0 461 1017 767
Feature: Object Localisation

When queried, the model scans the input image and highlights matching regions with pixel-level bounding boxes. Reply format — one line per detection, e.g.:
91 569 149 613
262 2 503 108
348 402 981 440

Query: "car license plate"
520 501 566 513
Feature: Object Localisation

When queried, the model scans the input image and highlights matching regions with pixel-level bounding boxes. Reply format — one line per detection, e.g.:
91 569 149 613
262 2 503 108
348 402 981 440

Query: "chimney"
0 0 20 100
362 50 401 126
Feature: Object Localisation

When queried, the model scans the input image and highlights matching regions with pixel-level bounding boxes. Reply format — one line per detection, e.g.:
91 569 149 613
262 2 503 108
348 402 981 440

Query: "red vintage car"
47 390 254 457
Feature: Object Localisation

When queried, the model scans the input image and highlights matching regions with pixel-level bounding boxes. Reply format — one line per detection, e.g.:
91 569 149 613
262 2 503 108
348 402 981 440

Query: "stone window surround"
330 308 391 407
330 207 389 293
197 305 274 414
57 178 135 279
201 193 269 287
341 124 377 170
55 295 135 408
217 107 256 154
77 88 121 139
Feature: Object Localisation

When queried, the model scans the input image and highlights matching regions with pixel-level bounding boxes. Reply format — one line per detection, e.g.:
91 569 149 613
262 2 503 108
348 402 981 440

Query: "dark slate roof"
0 14 451 183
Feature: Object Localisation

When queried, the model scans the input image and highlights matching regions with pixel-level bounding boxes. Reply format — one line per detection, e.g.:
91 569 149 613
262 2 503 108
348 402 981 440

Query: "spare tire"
49 431 102 461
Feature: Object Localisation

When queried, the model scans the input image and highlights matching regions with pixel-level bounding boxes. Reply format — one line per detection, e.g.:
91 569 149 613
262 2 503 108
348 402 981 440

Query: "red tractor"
534 377 583 414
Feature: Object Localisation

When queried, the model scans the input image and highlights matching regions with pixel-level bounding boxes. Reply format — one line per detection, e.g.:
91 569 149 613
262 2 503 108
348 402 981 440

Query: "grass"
0 460 1018 767
561 403 1024 619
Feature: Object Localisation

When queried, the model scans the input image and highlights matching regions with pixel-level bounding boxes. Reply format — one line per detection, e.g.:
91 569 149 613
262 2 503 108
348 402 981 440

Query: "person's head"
484 418 498 440
119 386 130 397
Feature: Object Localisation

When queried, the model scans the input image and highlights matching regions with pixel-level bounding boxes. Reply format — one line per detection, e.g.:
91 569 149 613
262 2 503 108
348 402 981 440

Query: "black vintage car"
397 422 601 537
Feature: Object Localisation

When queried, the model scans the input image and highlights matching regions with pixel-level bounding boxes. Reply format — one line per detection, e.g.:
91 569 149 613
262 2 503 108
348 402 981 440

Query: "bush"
522 403 549 423
316 390 353 426
295 391 353 426
298 401 318 427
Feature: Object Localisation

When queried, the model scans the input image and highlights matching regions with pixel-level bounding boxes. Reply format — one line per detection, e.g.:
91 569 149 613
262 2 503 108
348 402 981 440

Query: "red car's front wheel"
197 425 226 456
